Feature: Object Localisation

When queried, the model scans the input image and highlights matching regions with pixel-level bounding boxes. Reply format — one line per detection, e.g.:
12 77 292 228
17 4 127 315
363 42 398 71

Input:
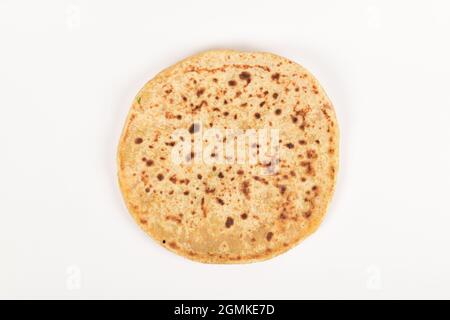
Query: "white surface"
1 0 450 300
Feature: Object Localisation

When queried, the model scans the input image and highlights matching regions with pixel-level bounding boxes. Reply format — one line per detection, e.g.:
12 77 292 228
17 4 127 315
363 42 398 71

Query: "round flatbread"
118 50 339 263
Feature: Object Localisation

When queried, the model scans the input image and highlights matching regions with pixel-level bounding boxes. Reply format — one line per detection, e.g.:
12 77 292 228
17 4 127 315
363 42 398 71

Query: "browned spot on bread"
307 149 318 159
146 160 154 166
169 241 178 249
241 180 250 199
188 123 200 134
157 173 164 181
139 218 147 224
278 185 287 195
193 100 208 112
329 165 336 179
275 109 282 115
225 217 234 228
164 112 178 119
273 93 279 99
196 88 205 97
312 84 319 94
271 73 280 81
253 176 268 184
300 161 315 176
134 137 143 144
266 232 274 241
179 178 190 185
298 106 312 117
285 143 294 149
201 197 207 217
206 186 216 194
216 198 225 205
228 80 237 86
239 71 251 81
166 215 182 224
241 213 248 220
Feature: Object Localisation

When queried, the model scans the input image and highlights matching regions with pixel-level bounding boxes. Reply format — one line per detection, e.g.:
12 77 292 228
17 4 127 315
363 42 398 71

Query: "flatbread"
118 50 339 263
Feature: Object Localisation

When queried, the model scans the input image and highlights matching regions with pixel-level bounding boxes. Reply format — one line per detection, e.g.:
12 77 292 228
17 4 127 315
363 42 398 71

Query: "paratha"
117 50 339 263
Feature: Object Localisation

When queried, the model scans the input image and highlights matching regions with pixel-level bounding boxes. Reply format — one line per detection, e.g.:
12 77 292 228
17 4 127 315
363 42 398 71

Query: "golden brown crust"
117 50 339 263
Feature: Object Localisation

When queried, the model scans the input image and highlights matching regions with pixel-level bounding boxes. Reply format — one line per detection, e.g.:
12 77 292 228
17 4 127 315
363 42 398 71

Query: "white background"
1 0 449 299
